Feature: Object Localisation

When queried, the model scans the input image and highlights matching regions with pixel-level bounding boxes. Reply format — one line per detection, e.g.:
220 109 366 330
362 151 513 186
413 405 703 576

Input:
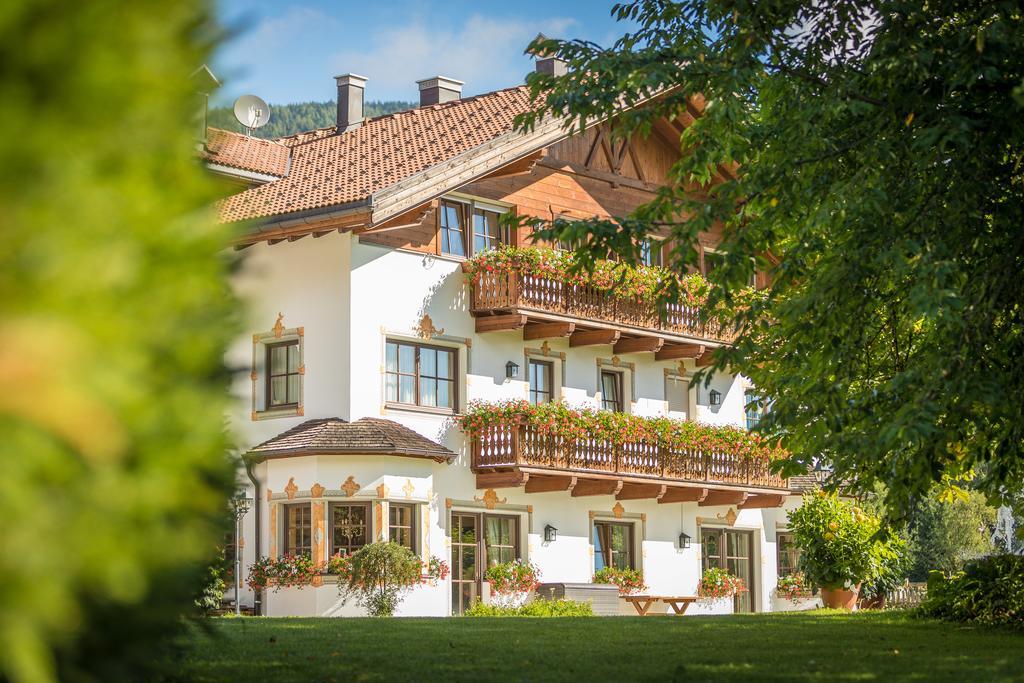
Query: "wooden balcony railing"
469 268 734 342
471 421 788 491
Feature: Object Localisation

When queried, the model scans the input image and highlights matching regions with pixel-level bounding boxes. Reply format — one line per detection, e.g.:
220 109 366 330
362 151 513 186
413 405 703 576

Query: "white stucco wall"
227 233 800 616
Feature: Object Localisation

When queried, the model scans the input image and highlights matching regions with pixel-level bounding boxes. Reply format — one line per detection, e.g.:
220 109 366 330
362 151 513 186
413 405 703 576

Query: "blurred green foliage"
907 489 997 580
207 100 415 139
0 1 237 681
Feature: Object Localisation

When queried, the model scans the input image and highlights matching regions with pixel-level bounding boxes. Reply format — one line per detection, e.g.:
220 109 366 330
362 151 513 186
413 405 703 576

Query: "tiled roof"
218 86 537 223
247 417 456 462
788 472 824 493
201 128 290 178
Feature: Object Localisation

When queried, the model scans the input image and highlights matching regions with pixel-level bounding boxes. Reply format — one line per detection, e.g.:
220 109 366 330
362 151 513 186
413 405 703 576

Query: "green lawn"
167 611 1023 682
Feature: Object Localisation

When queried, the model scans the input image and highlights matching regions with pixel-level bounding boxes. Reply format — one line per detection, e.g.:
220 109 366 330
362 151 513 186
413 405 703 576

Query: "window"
484 516 518 566
330 502 369 556
385 340 456 410
777 532 801 577
282 503 312 557
266 340 300 408
472 207 506 254
593 521 634 570
600 370 624 412
702 249 726 276
666 375 691 420
389 503 416 550
528 359 553 405
640 238 663 267
440 200 467 257
745 390 763 430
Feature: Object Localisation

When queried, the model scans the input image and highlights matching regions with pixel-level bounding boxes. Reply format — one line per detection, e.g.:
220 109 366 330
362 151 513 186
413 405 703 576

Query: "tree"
0 1 236 681
340 543 427 617
908 489 997 580
518 1 1024 518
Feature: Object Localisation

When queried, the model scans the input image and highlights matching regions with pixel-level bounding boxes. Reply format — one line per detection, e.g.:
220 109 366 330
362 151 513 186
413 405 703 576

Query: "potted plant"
483 560 540 608
773 572 819 611
593 567 647 614
787 493 902 609
858 534 910 609
694 567 747 615
338 542 448 617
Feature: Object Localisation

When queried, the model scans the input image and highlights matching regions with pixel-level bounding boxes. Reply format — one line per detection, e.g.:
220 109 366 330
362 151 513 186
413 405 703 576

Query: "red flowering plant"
593 567 647 595
423 556 451 583
458 400 784 466
697 567 748 601
246 554 324 592
484 560 541 595
462 246 711 307
776 572 814 603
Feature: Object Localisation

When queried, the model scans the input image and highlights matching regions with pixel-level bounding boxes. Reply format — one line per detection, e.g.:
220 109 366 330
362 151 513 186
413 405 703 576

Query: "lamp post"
230 495 253 616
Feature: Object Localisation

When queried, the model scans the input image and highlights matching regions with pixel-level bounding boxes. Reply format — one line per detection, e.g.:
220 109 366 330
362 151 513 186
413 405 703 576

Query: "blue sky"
212 0 635 105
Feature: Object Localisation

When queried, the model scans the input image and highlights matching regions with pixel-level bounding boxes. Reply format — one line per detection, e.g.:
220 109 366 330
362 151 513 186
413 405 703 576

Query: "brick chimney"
335 73 367 132
417 76 463 106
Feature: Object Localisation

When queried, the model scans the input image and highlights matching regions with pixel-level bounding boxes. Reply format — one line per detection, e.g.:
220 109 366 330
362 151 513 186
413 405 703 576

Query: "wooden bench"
622 595 697 616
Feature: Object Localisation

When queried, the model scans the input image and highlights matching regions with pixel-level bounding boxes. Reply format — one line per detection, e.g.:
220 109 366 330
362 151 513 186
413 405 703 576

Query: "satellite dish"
233 95 271 135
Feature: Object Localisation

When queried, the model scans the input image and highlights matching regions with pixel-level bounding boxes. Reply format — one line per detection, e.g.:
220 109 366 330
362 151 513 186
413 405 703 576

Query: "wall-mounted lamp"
678 531 691 549
505 361 520 379
544 524 558 542
709 389 722 406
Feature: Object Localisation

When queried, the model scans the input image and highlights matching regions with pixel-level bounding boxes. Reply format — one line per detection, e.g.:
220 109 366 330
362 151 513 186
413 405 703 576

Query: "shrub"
194 561 227 616
908 489 997 581
0 2 237 680
788 493 901 590
860 534 911 603
776 573 814 603
920 554 1024 627
464 599 594 617
484 560 541 595
698 567 747 600
593 567 646 594
340 542 447 617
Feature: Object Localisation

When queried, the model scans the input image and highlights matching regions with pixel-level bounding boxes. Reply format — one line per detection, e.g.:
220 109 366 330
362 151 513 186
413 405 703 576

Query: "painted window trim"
596 357 635 414
524 345 566 402
251 322 305 421
381 332 469 416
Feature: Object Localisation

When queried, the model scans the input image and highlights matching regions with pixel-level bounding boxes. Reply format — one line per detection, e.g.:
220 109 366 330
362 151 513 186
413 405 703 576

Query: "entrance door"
450 513 521 614
701 528 756 612
451 513 479 615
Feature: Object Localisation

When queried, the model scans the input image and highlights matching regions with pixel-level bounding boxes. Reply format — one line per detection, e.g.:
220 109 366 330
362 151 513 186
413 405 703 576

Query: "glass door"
701 528 756 613
451 513 479 615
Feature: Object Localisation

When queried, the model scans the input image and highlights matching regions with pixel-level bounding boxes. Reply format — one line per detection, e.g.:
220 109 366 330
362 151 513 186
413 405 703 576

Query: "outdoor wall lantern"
544 524 558 542
678 531 691 549
709 389 722 406
505 361 520 379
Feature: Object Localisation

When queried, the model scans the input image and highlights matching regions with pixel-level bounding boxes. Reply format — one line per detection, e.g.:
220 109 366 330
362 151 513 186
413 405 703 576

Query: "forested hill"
208 100 415 139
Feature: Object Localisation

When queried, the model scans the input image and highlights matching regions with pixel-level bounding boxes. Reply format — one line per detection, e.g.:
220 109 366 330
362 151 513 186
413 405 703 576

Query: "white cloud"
330 14 577 100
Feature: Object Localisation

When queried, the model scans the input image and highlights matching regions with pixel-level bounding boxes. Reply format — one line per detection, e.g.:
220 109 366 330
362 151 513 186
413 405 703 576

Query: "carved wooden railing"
471 421 788 491
470 268 734 342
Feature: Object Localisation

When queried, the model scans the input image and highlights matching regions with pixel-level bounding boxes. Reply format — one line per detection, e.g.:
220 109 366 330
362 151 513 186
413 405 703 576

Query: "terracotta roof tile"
247 417 456 462
218 86 537 223
201 128 290 178
788 472 824 492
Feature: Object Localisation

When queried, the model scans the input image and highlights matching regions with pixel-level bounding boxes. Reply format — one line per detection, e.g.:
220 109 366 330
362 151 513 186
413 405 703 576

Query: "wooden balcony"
467 267 735 348
471 421 790 505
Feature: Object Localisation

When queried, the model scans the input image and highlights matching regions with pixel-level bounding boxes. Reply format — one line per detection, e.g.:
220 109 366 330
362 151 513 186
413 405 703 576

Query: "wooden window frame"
281 503 313 558
329 501 371 557
438 196 510 258
265 339 301 409
600 369 624 413
776 532 800 577
482 514 520 568
388 502 417 551
528 358 554 405
640 237 663 267
385 339 458 413
745 390 763 430
593 520 635 571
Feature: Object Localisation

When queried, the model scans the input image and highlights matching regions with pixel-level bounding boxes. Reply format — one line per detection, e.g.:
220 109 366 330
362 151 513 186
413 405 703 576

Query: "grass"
166 610 1023 682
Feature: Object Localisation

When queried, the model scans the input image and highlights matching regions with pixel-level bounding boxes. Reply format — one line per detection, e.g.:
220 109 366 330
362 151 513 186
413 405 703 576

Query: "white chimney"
417 76 463 106
335 73 367 132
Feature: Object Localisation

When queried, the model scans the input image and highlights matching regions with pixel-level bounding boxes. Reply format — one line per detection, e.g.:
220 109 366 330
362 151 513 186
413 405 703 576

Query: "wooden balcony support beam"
475 471 529 490
655 343 705 361
658 487 709 504
612 336 664 355
476 314 527 333
698 490 749 507
739 494 787 509
524 321 575 341
616 483 666 501
570 478 623 497
695 348 717 367
569 329 620 347
524 474 577 494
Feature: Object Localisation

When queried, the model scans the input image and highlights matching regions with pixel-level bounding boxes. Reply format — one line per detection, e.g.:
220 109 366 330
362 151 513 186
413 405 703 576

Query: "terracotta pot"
820 585 860 609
